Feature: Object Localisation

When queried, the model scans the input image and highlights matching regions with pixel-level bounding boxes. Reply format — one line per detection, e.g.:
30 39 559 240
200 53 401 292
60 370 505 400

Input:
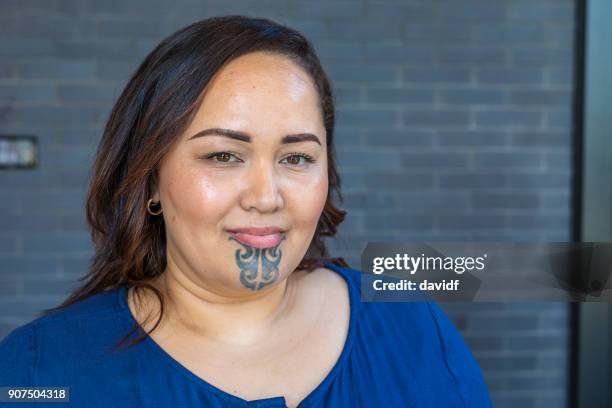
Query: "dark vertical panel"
577 0 612 406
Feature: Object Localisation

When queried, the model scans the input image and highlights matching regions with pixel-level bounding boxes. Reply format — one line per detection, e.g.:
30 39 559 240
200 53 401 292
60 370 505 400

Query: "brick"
0 214 58 232
547 110 572 128
362 44 433 64
403 67 471 84
0 39 54 57
337 109 398 127
0 235 18 255
21 276 80 296
0 172 64 191
508 172 571 188
362 172 434 190
95 59 140 80
511 131 570 147
16 12 93 38
545 151 571 169
291 1 365 19
327 21 403 41
20 190 85 213
440 173 508 189
542 192 571 209
60 214 88 232
512 48 573 65
336 149 402 170
472 24 547 43
477 355 537 371
437 47 506 64
404 23 470 42
473 193 540 209
437 3 507 20
474 152 543 169
510 215 569 230
95 19 162 38
0 256 58 275
4 106 101 125
510 90 572 106
393 192 471 211
0 84 57 104
439 89 506 105
366 88 434 104
343 192 394 210
18 59 96 80
0 193 20 212
475 110 542 127
364 129 433 147
61 255 90 278
328 64 398 84
57 84 122 104
316 42 361 61
401 152 469 168
366 3 434 20
41 145 95 170
437 130 507 147
363 213 433 230
477 68 542 85
281 20 327 40
52 40 138 59
22 232 92 254
403 109 470 127
438 214 507 230
507 2 574 21
546 67 574 84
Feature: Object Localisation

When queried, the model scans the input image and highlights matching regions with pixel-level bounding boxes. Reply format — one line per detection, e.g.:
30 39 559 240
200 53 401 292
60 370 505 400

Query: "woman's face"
153 51 328 296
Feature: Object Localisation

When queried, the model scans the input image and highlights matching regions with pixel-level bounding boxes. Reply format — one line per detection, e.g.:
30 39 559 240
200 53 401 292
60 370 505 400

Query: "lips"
227 227 286 249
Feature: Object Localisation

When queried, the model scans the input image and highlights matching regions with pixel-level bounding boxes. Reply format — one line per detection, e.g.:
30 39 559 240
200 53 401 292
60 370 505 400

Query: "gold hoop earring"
146 199 163 216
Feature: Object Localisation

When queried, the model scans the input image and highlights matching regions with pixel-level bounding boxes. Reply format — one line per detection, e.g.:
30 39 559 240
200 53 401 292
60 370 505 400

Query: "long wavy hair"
42 15 348 350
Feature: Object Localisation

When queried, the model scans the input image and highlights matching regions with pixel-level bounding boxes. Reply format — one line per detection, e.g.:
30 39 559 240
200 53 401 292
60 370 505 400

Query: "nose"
239 160 284 213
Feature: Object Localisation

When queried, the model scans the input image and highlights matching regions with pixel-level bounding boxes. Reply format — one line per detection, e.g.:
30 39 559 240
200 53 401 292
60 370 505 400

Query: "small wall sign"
0 135 37 169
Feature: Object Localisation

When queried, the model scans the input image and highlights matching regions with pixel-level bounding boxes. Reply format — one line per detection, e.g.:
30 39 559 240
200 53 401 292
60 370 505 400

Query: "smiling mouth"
227 231 286 249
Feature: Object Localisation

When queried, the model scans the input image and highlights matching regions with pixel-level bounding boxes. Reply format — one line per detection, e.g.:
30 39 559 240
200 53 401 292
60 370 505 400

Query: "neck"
132 258 302 347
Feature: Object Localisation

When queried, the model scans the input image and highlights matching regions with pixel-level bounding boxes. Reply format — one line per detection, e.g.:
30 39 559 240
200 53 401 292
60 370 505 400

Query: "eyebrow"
188 127 322 145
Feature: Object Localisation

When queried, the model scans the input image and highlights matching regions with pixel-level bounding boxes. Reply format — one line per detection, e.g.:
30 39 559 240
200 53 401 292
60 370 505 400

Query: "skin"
128 51 349 407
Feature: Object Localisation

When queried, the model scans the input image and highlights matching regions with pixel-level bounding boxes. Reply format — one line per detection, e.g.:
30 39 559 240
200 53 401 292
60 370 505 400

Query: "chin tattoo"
229 234 287 290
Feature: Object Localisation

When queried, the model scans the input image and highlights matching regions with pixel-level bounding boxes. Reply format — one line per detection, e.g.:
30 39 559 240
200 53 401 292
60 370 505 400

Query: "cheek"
163 167 235 226
287 171 328 227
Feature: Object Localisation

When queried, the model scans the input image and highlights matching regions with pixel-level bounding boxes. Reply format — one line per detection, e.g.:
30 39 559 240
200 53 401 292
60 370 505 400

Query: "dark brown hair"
42 15 348 350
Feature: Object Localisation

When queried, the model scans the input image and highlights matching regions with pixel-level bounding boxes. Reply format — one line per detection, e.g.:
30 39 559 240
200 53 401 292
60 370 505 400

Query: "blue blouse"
0 262 492 407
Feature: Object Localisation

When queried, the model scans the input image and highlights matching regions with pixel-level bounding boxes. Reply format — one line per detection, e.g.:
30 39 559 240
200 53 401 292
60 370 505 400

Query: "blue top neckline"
115 261 359 407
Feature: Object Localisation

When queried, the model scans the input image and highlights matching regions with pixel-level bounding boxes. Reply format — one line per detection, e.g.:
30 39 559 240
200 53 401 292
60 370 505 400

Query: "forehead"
187 52 324 141
207 52 315 101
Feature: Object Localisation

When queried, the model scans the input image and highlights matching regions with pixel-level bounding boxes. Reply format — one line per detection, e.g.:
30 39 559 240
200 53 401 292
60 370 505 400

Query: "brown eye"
281 153 315 167
286 155 300 165
216 152 231 162
204 151 240 164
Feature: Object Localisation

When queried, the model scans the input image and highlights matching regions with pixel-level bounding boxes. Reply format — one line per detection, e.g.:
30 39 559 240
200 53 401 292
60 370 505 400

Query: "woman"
0 16 491 407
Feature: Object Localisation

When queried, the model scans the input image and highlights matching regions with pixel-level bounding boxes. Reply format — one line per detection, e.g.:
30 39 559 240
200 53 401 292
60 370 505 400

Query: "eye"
204 151 241 164
281 153 316 167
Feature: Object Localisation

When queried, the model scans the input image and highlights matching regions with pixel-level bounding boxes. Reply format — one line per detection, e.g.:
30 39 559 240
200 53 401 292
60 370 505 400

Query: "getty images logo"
372 253 488 275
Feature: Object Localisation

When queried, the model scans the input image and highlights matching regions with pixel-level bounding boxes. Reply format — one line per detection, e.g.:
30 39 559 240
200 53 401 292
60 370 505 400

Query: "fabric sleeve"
0 324 36 387
426 301 493 408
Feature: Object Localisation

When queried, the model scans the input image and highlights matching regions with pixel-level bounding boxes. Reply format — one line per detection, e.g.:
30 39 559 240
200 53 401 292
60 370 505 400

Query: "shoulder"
322 263 492 406
25 287 125 333
0 324 36 386
0 287 128 386
362 299 492 406
320 261 361 292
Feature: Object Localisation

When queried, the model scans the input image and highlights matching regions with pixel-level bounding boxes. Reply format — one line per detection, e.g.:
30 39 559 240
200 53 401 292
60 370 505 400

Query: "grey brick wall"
0 1 575 407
